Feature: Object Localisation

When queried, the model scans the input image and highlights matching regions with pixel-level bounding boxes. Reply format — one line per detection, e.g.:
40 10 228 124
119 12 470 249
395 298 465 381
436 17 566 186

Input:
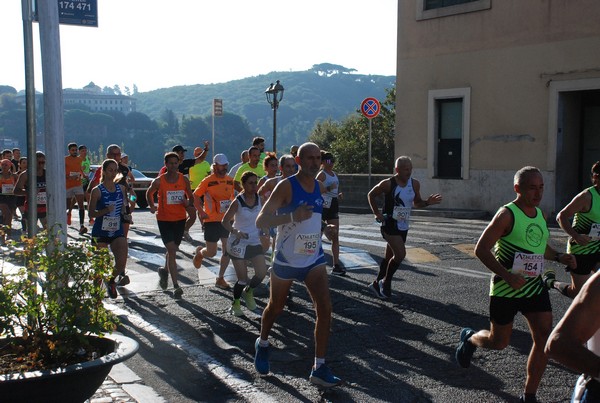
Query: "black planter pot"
0 333 138 403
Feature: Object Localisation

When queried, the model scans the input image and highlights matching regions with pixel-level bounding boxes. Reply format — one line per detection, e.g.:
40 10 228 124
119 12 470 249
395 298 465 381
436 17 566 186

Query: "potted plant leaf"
0 229 138 402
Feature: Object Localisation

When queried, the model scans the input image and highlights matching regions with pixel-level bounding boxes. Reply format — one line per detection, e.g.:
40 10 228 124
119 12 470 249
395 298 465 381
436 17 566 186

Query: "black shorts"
322 198 339 221
93 235 125 245
489 289 551 326
381 221 408 242
157 219 186 246
204 221 230 243
228 244 264 260
15 196 25 207
566 253 600 275
0 194 16 210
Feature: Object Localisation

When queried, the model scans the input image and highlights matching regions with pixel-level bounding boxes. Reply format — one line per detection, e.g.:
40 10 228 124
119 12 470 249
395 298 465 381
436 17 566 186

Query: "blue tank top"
92 184 125 238
274 175 324 268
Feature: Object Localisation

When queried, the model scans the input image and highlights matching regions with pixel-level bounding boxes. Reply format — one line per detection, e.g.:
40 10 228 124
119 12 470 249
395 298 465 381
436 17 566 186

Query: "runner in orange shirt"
146 152 194 299
192 153 235 289
65 142 87 235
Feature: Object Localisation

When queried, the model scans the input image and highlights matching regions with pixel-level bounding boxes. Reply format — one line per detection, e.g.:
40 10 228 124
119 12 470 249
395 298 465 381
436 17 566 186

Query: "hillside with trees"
0 64 395 171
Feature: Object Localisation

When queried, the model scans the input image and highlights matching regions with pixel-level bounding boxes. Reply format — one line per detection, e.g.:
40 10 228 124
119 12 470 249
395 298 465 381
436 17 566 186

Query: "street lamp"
265 80 284 154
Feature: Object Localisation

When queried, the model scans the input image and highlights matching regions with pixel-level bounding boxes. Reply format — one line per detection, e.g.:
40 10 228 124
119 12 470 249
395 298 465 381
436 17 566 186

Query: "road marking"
452 243 477 258
406 248 440 263
415 262 490 279
106 304 278 403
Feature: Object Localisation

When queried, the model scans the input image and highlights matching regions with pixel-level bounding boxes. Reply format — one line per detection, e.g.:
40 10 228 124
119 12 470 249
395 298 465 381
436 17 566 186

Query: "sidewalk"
89 363 164 403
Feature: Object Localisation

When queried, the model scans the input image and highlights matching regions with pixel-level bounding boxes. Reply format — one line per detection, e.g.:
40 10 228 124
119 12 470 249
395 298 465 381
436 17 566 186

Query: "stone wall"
337 174 389 213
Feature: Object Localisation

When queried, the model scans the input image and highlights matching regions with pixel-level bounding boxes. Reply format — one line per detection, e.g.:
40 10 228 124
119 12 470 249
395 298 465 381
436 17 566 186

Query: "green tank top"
490 202 549 298
567 186 600 255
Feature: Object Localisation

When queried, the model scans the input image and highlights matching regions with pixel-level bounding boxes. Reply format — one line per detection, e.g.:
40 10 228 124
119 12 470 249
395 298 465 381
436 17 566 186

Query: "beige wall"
396 0 600 213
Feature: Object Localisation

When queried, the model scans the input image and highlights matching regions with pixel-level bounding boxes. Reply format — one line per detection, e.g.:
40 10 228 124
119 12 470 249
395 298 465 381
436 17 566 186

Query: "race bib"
512 252 544 277
392 206 411 223
588 223 600 240
220 199 231 212
2 184 14 194
36 191 47 205
69 171 80 179
166 190 185 205
322 194 333 208
228 237 247 258
101 215 120 232
293 233 320 256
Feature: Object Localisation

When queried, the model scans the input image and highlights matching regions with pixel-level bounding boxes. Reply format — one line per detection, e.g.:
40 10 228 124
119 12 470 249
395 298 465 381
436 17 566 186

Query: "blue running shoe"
309 364 342 387
455 327 477 368
254 338 270 375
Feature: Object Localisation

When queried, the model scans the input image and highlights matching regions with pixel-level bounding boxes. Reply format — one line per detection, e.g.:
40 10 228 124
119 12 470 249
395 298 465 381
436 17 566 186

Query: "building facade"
63 82 136 113
396 0 600 214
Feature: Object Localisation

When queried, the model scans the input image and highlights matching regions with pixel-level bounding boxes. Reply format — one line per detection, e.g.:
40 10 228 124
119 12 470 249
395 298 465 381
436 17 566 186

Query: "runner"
228 150 249 179
221 171 269 316
15 157 27 230
65 142 87 235
550 161 600 298
187 142 212 242
0 159 17 240
14 151 48 230
234 146 265 192
546 270 600 402
367 156 442 299
192 153 235 290
258 154 298 253
88 158 130 299
455 166 576 403
317 151 344 275
257 152 278 191
146 152 195 299
253 142 343 387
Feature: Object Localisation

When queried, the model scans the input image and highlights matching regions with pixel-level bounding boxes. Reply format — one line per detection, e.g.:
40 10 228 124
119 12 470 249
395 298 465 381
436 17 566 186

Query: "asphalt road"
76 211 578 402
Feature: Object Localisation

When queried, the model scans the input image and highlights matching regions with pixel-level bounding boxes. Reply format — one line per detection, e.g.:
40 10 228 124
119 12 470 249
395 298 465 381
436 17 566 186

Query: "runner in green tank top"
553 161 600 298
455 166 576 403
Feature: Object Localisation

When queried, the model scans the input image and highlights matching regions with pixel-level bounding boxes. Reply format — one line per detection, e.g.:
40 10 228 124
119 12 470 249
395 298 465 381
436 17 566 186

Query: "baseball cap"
194 147 204 158
213 153 229 165
121 152 128 158
172 145 187 153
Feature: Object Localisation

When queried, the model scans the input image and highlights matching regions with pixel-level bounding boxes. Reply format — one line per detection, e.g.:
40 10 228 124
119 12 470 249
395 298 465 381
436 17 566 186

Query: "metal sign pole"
368 118 372 190
21 0 37 237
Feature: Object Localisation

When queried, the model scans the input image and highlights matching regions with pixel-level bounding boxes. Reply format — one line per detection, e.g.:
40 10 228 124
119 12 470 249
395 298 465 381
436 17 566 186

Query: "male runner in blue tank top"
254 142 342 387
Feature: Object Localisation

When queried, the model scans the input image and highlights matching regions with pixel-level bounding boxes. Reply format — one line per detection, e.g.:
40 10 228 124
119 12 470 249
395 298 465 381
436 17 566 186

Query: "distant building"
396 0 600 214
63 82 136 113
15 81 136 114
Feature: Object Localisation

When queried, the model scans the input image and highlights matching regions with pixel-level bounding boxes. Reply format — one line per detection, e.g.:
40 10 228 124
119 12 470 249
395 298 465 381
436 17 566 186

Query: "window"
424 0 479 10
427 88 471 179
416 0 490 20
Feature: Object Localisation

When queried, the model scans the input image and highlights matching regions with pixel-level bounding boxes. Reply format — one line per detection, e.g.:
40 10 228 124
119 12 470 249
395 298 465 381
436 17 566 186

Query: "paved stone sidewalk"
88 363 165 403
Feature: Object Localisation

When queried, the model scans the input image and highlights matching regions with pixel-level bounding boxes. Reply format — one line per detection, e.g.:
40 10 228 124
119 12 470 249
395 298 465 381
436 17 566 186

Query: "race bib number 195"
293 233 320 255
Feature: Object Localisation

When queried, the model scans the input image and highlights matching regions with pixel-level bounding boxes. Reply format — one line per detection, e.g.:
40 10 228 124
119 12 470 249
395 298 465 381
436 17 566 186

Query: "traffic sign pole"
361 98 381 190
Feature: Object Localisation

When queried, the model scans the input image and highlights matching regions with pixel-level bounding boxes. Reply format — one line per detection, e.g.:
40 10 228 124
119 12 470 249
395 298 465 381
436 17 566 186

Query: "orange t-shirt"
65 156 83 189
0 175 16 194
193 174 234 223
157 173 188 221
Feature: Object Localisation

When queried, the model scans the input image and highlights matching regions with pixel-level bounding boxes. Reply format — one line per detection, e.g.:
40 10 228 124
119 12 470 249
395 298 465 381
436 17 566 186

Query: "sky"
2 0 397 93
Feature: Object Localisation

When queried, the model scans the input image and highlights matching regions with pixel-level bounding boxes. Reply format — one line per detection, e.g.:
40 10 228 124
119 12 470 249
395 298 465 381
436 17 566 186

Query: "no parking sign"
361 97 381 119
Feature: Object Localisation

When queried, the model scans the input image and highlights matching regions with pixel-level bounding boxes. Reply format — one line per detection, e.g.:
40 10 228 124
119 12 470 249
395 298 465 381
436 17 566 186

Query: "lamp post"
265 80 284 154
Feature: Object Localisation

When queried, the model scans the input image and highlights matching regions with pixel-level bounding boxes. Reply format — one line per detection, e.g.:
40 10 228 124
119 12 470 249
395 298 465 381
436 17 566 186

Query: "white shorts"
66 186 84 198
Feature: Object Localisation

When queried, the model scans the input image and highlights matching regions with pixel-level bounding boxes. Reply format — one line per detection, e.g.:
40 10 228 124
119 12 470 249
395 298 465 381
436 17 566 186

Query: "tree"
308 86 395 174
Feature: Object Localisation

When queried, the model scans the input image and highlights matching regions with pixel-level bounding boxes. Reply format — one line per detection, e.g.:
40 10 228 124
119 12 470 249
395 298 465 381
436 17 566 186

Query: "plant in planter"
0 230 138 402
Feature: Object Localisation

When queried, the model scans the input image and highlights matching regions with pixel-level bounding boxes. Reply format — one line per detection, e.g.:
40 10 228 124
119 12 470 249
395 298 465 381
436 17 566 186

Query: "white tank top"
231 193 261 245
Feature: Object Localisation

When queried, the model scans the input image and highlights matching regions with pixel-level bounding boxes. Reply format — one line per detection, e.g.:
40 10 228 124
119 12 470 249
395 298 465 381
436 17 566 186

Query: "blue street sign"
33 0 98 27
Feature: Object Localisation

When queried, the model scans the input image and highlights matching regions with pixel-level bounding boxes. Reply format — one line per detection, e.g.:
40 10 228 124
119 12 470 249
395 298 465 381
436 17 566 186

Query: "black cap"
172 145 187 153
